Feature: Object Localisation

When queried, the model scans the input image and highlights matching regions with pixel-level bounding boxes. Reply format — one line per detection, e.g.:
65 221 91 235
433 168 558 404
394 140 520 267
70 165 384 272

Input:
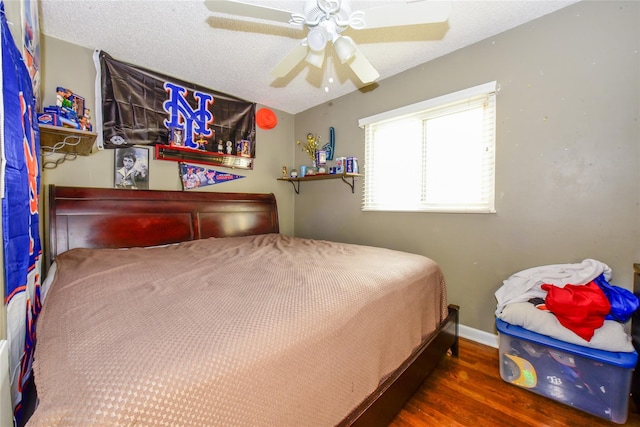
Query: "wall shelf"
40 124 97 156
39 124 98 168
277 173 363 194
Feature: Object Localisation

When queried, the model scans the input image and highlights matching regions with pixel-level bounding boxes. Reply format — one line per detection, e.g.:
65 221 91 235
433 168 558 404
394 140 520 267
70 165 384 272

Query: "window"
358 81 496 213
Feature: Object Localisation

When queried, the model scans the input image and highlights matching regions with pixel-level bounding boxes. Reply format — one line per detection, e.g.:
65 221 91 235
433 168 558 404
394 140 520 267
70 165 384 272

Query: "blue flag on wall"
1 1 42 422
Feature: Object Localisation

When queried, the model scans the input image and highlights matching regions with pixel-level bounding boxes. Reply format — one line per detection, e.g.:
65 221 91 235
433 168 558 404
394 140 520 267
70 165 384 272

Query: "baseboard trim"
459 324 499 348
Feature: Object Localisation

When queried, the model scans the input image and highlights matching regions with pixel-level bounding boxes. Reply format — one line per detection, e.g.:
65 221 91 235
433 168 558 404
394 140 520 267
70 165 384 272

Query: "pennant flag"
179 163 244 190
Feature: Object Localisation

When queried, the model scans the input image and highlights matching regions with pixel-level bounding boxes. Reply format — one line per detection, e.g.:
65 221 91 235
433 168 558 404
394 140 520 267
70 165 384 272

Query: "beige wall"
293 1 640 334
39 36 296 237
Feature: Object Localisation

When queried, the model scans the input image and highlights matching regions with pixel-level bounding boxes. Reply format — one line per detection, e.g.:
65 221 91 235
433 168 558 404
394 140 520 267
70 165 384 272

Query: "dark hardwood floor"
389 338 640 426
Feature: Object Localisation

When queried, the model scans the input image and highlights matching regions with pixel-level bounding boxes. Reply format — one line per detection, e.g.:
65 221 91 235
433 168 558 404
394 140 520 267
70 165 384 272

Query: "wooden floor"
389 338 640 427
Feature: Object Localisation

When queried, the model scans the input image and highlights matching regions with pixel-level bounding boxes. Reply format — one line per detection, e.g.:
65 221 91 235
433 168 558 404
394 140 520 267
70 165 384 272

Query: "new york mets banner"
97 51 256 169
1 2 42 422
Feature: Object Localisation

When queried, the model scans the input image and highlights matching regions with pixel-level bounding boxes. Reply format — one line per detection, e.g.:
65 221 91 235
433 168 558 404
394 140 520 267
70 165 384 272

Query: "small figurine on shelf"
78 112 93 131
240 140 251 157
56 87 72 108
282 165 288 178
195 134 208 150
56 87 64 106
79 108 92 131
169 127 184 147
64 88 74 107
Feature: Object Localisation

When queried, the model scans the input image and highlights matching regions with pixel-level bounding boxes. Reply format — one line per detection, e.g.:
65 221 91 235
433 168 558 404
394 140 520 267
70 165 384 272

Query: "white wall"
0 341 11 427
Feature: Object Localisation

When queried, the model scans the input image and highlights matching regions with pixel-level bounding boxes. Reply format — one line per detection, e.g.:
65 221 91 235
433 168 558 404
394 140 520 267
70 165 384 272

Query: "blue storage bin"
497 318 638 424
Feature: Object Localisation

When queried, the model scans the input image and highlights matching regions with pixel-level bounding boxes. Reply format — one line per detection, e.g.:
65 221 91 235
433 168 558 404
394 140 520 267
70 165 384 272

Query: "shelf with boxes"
39 86 95 168
279 153 361 194
277 173 363 194
39 124 98 168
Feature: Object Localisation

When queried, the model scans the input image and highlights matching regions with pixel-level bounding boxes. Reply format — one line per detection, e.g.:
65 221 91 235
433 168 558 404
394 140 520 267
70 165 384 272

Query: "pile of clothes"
495 259 639 352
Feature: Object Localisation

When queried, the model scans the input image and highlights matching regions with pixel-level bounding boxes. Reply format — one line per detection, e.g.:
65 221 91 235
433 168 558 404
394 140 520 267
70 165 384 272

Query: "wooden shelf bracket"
341 175 357 193
286 179 301 194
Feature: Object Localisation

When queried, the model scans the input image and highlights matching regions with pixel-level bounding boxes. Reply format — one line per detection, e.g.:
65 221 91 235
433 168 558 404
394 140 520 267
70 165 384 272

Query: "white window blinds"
359 82 497 213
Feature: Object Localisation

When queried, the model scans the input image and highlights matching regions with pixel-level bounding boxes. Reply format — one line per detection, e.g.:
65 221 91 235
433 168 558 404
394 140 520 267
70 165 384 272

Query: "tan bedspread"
29 234 447 426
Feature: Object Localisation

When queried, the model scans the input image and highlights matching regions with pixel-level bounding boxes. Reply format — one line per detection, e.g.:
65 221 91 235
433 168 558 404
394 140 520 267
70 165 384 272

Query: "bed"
28 185 459 426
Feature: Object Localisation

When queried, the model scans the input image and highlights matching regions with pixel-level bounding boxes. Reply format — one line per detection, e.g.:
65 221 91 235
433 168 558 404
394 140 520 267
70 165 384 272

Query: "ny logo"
163 82 214 149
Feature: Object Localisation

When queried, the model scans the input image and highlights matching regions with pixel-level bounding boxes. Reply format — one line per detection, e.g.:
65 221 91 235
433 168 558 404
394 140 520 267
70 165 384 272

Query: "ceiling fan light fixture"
333 35 356 64
208 0 452 90
307 27 329 52
305 48 326 68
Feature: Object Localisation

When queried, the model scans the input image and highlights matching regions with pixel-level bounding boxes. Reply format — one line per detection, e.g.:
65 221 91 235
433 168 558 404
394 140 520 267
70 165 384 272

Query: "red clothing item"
541 281 611 341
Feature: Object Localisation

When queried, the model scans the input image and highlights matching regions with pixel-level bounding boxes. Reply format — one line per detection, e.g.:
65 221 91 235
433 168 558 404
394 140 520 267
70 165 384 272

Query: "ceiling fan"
204 0 451 85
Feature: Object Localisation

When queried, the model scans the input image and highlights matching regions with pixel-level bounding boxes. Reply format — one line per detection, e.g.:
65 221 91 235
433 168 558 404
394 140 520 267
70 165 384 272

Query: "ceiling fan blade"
204 0 294 24
270 43 309 79
359 1 451 29
348 46 380 85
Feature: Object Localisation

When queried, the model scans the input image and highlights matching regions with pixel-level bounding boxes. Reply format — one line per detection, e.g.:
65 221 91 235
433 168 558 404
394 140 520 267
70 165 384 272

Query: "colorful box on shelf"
346 157 359 173
37 112 61 127
315 150 327 166
42 106 80 129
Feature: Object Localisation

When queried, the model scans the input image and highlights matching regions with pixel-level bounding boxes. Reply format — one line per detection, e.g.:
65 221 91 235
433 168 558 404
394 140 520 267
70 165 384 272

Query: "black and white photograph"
114 147 149 190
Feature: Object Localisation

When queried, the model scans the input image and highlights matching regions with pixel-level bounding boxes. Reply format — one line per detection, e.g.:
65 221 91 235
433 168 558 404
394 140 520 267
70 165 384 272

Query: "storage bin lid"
496 318 638 369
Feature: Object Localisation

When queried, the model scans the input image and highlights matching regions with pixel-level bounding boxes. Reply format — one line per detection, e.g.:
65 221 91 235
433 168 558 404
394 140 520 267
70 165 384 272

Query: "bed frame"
45 185 459 426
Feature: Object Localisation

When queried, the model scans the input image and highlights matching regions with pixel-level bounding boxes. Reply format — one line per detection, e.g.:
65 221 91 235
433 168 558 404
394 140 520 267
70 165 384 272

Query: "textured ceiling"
39 0 580 114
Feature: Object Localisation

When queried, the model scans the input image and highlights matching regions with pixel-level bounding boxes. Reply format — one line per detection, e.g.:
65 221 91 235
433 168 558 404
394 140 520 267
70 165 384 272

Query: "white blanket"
498 302 634 352
495 259 611 315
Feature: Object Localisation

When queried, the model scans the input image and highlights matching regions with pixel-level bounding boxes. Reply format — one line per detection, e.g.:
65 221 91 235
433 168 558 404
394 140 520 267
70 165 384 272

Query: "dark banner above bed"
97 51 256 168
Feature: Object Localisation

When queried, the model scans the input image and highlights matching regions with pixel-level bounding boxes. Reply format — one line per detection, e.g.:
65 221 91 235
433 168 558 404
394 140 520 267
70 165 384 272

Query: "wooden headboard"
46 185 279 266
